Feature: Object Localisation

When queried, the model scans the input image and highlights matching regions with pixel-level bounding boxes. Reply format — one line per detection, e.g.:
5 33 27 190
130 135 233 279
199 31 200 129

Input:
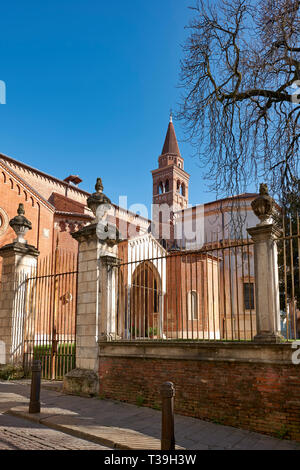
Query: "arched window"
177 180 181 193
165 179 169 192
181 183 185 197
159 182 164 194
187 291 198 320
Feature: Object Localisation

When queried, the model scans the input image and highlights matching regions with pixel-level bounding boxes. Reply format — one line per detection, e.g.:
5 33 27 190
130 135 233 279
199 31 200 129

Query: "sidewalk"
1 380 300 450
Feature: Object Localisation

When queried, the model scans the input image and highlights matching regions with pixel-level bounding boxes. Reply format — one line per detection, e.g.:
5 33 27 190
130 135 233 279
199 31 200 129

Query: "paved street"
1 380 300 450
0 413 110 450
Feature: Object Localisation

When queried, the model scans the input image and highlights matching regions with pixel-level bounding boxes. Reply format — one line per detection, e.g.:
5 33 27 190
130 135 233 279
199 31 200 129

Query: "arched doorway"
131 261 162 338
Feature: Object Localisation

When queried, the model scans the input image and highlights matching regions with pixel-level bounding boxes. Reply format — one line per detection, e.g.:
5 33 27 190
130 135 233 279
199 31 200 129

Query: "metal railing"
115 236 256 342
277 212 300 340
3 248 78 379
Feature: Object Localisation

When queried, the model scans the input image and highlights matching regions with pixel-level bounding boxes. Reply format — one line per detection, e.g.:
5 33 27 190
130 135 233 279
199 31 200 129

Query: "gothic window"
159 182 164 194
181 183 186 197
165 179 169 192
177 180 181 193
187 291 198 320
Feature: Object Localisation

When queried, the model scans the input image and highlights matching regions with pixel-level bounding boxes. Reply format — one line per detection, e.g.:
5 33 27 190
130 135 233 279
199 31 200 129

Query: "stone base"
63 368 99 397
254 333 284 344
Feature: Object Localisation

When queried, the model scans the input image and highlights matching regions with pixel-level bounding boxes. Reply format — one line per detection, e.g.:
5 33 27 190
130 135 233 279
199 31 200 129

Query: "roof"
64 175 83 185
174 193 258 216
49 192 86 214
161 120 181 157
204 193 258 208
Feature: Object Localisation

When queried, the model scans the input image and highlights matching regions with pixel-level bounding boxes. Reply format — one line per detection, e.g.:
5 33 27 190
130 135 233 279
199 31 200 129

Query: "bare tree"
178 0 300 200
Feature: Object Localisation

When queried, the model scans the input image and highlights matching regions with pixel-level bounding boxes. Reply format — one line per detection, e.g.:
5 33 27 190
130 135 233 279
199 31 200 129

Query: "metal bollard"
29 360 41 414
160 381 175 450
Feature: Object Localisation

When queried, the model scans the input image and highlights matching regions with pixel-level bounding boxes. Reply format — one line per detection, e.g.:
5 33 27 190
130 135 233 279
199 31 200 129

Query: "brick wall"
0 165 55 277
2 156 89 204
98 342 300 442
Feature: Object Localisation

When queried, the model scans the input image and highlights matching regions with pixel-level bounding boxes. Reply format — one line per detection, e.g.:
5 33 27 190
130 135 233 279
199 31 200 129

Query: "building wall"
1 156 89 206
174 195 259 340
0 167 55 277
164 254 220 340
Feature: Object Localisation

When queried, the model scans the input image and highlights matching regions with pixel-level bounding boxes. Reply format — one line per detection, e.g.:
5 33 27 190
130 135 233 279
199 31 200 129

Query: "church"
0 116 259 342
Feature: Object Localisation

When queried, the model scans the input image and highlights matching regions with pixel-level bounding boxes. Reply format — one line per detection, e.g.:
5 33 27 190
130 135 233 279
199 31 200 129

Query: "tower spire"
161 114 181 156
152 115 190 242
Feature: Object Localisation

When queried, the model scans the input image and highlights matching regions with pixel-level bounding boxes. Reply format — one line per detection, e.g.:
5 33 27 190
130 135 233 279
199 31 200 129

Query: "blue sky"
0 0 221 215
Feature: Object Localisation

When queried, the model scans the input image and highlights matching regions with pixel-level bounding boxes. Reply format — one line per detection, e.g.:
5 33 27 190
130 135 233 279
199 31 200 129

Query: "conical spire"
161 114 181 156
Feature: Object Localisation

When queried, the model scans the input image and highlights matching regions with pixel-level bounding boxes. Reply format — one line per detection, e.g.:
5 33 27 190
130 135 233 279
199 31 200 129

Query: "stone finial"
95 177 104 193
9 203 32 244
87 177 111 218
251 183 274 226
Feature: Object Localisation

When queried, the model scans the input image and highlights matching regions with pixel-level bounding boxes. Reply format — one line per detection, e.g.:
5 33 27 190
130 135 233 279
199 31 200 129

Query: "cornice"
151 166 190 179
0 241 39 258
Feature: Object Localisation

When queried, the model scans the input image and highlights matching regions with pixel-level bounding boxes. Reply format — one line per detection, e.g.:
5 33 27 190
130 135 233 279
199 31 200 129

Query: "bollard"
29 360 41 414
160 381 175 450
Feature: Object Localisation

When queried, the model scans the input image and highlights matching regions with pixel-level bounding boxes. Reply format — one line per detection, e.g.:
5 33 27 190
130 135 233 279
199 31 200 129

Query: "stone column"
70 225 119 374
63 179 120 396
247 184 283 343
99 255 120 341
0 204 39 364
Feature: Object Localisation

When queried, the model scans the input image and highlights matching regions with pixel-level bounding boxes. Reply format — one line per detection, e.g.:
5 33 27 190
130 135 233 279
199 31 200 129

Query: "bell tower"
151 114 190 241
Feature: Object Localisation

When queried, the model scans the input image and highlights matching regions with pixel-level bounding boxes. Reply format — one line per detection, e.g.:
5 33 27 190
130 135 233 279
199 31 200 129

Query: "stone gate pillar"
0 204 39 364
63 178 120 396
247 184 283 343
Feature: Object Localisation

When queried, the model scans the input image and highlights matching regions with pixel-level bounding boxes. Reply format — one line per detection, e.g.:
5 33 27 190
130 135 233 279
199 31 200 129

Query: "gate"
22 248 78 379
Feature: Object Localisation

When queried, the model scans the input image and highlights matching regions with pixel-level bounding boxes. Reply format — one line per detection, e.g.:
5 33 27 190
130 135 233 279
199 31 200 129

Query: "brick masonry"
98 342 300 442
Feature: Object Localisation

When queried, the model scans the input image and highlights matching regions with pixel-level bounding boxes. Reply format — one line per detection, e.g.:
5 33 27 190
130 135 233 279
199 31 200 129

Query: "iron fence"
23 249 78 379
115 236 256 342
5 248 78 379
277 212 300 340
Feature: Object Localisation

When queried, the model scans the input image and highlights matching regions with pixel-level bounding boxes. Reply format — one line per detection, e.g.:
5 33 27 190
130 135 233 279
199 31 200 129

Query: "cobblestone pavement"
1 380 300 450
0 413 110 450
